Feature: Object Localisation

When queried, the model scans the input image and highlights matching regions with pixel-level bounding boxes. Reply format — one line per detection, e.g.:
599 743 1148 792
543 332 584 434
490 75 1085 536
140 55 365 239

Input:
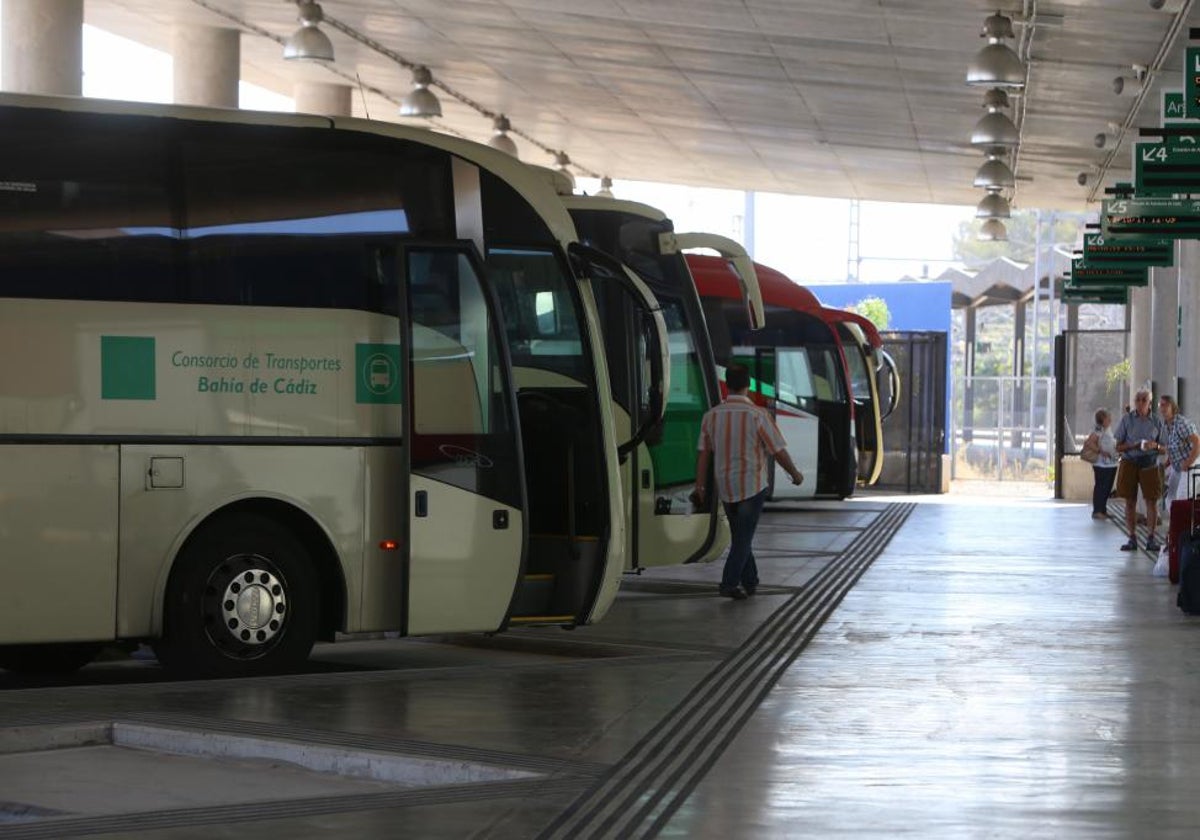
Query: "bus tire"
0 643 101 674
155 513 318 677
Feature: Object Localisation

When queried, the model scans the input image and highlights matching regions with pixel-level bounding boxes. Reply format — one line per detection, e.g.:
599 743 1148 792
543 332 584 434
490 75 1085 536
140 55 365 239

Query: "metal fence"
951 374 1055 481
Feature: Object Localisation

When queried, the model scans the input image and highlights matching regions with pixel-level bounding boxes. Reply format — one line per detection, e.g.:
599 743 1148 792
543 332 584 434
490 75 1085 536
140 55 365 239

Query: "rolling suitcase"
1168 498 1200 584
1175 471 1200 613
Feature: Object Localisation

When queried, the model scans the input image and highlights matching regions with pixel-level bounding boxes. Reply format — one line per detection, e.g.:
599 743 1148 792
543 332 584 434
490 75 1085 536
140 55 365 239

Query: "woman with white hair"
1085 408 1118 520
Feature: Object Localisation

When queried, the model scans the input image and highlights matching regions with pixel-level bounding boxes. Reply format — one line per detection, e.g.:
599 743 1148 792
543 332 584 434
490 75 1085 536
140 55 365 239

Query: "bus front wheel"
155 513 318 677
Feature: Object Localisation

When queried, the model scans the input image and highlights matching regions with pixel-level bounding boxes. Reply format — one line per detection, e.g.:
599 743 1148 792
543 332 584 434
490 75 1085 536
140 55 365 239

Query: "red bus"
689 255 898 499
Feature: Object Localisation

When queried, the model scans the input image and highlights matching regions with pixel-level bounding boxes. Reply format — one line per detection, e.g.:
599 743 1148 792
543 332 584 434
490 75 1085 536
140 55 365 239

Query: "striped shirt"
698 395 787 503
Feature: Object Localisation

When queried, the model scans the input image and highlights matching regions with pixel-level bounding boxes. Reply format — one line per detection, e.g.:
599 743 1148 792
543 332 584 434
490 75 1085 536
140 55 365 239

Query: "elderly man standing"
1160 395 1200 503
1114 388 1166 552
694 363 804 600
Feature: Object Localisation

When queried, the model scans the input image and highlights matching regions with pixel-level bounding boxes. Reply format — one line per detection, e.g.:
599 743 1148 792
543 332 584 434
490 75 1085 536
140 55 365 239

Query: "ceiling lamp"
597 176 614 198
974 158 1015 189
399 66 442 118
283 2 334 62
966 12 1025 89
487 115 519 157
978 218 1008 241
554 151 576 189
971 87 1019 147
976 189 1011 219
971 111 1019 147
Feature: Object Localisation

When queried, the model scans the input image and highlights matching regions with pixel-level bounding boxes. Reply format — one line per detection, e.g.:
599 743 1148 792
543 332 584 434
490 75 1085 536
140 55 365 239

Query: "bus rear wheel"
155 513 318 678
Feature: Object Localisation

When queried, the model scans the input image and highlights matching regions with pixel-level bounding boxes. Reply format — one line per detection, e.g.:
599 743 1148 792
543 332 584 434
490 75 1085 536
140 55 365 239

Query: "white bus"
0 95 663 676
558 191 765 569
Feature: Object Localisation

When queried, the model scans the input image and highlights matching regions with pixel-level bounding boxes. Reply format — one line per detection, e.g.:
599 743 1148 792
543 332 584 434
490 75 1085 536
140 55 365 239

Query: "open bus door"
405 244 527 634
569 243 676 573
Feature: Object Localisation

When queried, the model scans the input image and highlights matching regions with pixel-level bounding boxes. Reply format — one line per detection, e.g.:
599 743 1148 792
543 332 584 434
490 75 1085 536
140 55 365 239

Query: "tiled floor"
4 488 1196 839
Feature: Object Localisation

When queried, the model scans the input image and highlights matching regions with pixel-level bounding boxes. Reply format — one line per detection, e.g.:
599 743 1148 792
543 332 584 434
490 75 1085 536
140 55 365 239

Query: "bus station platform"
2 486 1198 838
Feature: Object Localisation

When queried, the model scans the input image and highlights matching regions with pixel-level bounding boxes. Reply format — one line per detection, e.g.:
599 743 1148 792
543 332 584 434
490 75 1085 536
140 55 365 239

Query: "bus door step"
512 573 555 616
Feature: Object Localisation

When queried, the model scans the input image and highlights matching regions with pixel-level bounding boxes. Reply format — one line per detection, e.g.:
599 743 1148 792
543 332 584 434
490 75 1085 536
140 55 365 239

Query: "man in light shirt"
695 364 804 600
1114 388 1166 552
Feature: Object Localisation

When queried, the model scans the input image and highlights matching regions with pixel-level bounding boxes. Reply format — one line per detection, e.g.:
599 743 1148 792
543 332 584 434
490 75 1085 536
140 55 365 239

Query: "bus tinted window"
181 130 438 314
409 249 520 508
487 248 589 383
0 109 178 302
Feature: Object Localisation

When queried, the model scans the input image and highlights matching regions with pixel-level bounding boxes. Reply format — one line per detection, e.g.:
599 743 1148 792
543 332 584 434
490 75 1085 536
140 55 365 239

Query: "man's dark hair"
725 363 750 392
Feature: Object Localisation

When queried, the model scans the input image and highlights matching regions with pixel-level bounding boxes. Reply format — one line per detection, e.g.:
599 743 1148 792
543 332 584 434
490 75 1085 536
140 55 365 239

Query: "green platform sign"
1102 197 1200 237
1068 259 1148 287
1062 289 1129 305
1134 140 1200 195
1165 90 1188 124
1188 48 1200 120
1079 233 1173 269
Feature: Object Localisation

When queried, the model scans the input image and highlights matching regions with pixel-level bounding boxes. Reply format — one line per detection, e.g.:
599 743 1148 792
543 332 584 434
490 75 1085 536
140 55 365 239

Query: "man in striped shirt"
695 363 804 600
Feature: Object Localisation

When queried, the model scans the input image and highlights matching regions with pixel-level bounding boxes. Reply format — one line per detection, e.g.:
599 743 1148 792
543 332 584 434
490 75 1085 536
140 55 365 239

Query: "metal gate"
879 331 947 493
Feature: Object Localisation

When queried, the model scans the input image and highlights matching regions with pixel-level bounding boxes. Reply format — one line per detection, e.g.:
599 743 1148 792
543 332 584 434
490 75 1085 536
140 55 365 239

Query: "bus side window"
0 110 179 304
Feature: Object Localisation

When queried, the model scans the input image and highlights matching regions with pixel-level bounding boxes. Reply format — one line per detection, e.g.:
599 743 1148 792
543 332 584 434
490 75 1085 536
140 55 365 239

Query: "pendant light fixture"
976 189 1012 219
966 11 1025 89
978 218 1008 241
283 1 334 62
971 87 1020 148
554 151 576 190
399 66 442 118
974 157 1015 189
487 115 519 157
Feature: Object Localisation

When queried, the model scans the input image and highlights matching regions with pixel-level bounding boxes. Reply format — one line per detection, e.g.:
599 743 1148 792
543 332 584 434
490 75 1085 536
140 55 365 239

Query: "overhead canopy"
81 1 1197 210
941 247 1078 309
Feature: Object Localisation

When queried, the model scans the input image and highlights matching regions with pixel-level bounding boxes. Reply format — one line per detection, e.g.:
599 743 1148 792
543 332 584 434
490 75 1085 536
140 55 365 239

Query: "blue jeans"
721 488 768 591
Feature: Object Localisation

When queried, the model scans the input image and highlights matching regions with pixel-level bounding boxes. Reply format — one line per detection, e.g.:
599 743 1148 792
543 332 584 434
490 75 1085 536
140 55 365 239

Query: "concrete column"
1 0 82 95
1128 283 1153 406
1177 240 1200 415
172 25 240 108
1149 264 1179 401
294 82 352 116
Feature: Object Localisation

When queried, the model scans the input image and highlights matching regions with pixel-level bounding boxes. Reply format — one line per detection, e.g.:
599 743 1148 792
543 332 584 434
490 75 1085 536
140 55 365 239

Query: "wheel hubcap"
202 555 289 660
222 568 287 644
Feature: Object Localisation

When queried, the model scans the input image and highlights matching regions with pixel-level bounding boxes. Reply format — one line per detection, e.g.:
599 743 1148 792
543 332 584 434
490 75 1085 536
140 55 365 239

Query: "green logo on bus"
101 336 156 400
355 343 402 404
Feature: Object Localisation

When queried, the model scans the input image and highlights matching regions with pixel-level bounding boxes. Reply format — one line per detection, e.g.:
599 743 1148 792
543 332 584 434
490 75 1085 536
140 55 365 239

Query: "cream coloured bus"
0 95 663 676
558 191 765 569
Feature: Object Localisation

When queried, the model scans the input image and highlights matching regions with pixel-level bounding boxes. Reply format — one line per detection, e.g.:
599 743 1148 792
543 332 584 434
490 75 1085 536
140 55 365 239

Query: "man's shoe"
1092 512 1107 520
1120 538 1138 551
743 585 757 596
718 586 748 600
1146 537 1162 552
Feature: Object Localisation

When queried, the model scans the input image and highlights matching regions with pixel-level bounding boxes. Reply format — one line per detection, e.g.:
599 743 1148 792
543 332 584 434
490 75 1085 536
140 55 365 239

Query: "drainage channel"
537 502 915 840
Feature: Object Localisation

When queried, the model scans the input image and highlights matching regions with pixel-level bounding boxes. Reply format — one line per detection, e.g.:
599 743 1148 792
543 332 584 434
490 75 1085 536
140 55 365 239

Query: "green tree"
1106 358 1130 395
953 210 1086 268
848 296 891 330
